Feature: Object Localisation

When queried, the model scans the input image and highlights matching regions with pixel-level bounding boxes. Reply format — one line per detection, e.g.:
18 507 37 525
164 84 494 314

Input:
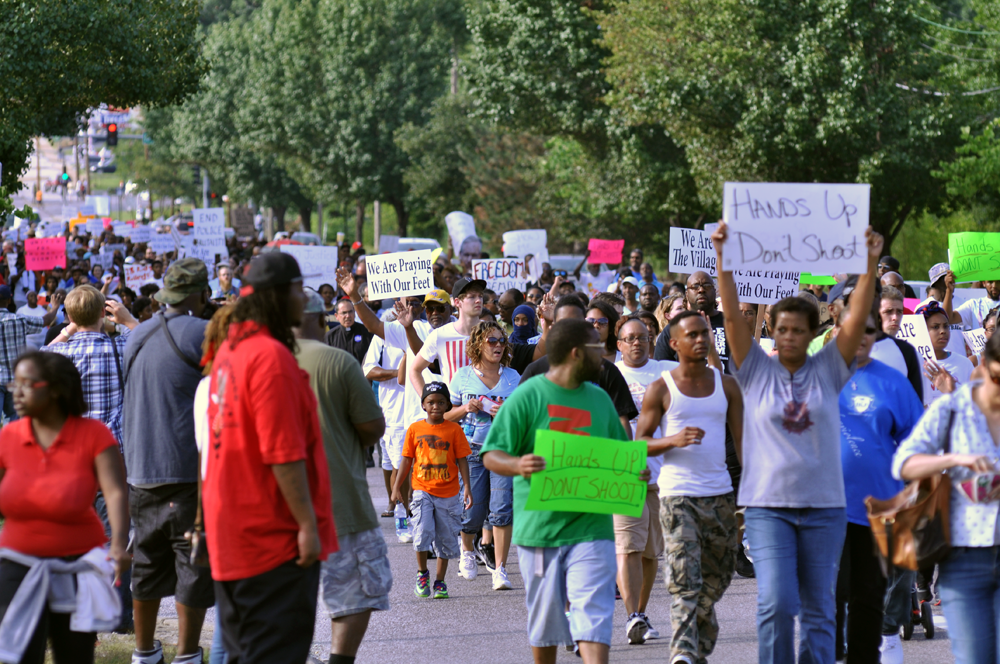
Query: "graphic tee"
448 366 521 451
402 419 471 498
615 359 678 484
418 322 471 386
480 377 629 548
839 360 923 526
921 351 975 408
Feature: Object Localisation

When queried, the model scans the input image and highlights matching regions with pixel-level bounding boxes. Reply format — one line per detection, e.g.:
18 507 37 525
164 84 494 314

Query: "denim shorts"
517 540 616 647
410 491 462 560
379 428 405 471
320 527 393 619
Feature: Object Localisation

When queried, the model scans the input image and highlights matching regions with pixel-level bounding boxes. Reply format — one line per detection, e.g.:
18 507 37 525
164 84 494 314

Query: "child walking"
392 382 473 599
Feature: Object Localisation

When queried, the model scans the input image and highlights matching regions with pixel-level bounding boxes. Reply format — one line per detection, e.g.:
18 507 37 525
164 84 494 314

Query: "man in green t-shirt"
482 318 642 664
294 291 389 664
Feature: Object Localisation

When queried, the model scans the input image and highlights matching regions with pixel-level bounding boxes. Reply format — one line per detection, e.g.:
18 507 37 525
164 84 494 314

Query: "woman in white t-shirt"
918 301 975 407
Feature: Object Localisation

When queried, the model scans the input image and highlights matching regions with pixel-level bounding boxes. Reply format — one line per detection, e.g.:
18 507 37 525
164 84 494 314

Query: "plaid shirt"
0 311 47 384
43 330 130 447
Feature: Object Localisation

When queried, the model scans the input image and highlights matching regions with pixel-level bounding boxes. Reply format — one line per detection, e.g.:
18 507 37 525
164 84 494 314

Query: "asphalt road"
301 466 956 663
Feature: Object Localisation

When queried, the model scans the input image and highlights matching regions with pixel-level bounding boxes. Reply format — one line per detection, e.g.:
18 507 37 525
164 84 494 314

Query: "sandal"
381 509 395 518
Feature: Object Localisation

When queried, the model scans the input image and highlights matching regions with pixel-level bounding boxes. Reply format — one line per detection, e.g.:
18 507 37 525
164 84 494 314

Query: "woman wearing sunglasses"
893 332 1000 664
0 352 129 663
445 322 521 591
586 300 621 364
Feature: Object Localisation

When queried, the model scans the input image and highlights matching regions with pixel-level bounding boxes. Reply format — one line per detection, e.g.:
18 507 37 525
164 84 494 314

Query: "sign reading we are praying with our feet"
525 430 647 518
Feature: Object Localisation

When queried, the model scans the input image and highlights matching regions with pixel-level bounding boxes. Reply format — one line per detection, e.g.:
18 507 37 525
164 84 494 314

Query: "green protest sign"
949 233 1000 282
525 429 647 518
799 273 837 286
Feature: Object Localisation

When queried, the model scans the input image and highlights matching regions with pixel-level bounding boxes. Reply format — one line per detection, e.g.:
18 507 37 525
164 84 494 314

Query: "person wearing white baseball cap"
917 262 963 325
621 276 641 315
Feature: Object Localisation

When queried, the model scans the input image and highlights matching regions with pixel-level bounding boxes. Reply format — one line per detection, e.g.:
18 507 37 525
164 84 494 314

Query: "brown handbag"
865 407 954 573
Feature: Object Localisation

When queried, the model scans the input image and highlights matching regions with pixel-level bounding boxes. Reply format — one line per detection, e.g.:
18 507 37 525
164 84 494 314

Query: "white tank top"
656 366 734 497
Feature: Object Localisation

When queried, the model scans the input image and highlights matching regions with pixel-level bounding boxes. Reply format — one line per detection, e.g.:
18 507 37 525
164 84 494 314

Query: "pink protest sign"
25 237 67 271
587 239 625 265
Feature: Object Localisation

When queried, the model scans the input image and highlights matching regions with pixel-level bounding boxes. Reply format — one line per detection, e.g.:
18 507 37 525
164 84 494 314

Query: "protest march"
0 176 998 664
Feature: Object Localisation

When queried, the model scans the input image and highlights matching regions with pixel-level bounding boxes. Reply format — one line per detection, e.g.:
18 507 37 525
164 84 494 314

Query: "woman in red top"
0 351 129 663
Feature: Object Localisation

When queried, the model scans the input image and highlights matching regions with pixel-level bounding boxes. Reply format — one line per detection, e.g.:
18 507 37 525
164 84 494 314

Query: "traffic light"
106 123 118 147
192 165 201 187
60 167 69 184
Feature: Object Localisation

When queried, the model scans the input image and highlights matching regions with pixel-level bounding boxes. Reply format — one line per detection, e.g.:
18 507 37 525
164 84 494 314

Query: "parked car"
291 231 321 246
397 237 441 253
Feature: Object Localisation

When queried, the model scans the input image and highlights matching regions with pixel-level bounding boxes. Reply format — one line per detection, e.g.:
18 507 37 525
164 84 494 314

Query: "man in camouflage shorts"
635 312 743 664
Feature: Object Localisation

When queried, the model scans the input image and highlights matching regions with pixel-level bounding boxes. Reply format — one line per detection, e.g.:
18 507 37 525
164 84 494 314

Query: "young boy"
392 382 472 599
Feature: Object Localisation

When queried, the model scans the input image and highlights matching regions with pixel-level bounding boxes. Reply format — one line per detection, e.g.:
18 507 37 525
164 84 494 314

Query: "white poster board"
91 253 115 272
86 195 110 217
130 225 153 244
378 235 400 254
124 264 153 291
36 221 63 238
278 245 340 291
149 234 176 256
964 328 988 356
472 258 526 294
669 227 718 276
721 182 870 275
192 208 229 267
6 254 17 276
732 270 801 305
502 229 549 281
895 314 934 362
445 211 477 252
112 222 132 238
85 219 105 235
365 249 435 299
947 323 968 358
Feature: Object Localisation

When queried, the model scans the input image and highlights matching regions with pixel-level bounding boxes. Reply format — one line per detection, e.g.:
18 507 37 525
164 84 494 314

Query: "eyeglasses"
865 327 878 335
688 282 714 292
586 317 609 327
485 337 506 346
621 335 651 345
6 380 47 394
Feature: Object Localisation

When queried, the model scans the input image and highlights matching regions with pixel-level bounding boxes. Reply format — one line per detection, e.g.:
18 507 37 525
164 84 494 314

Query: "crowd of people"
0 216 997 664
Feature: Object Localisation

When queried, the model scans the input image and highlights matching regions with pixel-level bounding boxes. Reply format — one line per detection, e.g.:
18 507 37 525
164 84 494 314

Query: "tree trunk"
391 199 408 238
355 200 365 245
298 202 312 234
274 205 287 232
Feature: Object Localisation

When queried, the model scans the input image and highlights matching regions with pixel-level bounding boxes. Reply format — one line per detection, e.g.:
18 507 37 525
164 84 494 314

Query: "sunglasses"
865 326 878 335
485 337 506 346
586 317 609 327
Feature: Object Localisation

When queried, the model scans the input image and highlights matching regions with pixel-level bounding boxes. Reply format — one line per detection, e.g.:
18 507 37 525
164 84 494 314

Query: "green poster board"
949 233 1000 282
524 429 647 518
800 273 837 285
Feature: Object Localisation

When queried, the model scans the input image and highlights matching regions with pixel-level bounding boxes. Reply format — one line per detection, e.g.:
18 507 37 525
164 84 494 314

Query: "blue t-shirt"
448 366 520 450
839 359 923 526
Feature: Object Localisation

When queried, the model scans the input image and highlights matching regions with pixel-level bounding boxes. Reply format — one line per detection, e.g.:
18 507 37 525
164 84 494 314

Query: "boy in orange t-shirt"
392 381 472 599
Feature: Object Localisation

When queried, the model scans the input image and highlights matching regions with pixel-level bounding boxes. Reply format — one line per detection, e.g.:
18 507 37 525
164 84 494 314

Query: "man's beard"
575 353 601 384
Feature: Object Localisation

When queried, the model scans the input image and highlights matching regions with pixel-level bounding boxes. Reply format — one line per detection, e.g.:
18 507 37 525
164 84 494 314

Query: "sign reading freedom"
721 182 870 275
525 430 647 518
948 232 1000 282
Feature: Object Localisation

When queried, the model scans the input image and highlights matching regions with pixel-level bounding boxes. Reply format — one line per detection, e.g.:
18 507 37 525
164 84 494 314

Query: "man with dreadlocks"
203 253 338 662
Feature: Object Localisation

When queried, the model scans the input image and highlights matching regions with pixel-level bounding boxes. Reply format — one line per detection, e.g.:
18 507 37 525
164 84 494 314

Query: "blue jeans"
937 545 1000 663
744 507 847 664
209 609 228 664
460 456 491 535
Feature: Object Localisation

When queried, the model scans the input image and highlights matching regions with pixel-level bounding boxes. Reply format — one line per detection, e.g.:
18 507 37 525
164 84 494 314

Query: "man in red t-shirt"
204 253 337 663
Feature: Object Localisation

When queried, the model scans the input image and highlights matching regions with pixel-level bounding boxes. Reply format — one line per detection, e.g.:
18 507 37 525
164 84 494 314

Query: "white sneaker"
640 613 660 640
879 633 904 664
626 612 649 645
459 550 478 580
492 563 512 590
131 641 164 664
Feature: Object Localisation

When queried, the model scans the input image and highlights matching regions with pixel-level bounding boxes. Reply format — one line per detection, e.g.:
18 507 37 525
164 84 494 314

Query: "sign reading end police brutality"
525 430 647 518
721 182 871 275
365 250 435 299
192 208 228 266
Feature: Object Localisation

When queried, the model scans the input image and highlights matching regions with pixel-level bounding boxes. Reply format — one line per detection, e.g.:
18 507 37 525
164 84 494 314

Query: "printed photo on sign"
721 182 870 275
365 249 435 299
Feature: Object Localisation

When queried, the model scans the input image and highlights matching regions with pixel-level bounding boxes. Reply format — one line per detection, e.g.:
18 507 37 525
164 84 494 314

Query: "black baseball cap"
451 277 486 300
242 253 302 295
421 381 453 409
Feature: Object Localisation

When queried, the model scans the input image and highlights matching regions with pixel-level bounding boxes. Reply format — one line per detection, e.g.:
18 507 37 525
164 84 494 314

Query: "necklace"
850 362 870 392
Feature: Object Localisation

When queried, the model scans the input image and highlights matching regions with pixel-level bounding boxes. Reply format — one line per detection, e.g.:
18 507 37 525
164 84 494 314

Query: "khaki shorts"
613 484 664 558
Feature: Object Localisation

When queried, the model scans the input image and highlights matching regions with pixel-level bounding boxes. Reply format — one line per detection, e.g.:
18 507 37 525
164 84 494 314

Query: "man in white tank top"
635 311 744 664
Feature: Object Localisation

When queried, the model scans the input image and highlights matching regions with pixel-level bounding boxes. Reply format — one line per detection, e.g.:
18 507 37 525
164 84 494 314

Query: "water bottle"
394 503 407 539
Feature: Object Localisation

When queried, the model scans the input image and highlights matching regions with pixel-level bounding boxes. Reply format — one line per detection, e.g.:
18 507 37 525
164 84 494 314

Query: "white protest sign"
130 225 153 244
36 221 63 238
91 253 115 272
85 195 110 217
502 229 549 281
192 208 229 266
149 234 176 256
964 329 988 356
6 254 16 276
895 314 934 362
721 182 870 275
101 243 126 257
86 219 105 235
365 249 435 299
732 270 801 305
445 211 477 253
61 205 76 222
112 222 132 238
378 235 399 254
124 264 153 291
947 323 968 358
669 227 718 276
472 258 526 294
79 204 96 217
278 245 340 291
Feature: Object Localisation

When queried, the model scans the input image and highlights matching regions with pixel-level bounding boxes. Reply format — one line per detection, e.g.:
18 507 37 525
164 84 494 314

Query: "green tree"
934 119 1000 212
0 0 205 215
598 0 986 251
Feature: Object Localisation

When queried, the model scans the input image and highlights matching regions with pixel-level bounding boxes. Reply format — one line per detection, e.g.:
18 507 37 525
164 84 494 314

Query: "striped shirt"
0 312 47 384
417 322 472 386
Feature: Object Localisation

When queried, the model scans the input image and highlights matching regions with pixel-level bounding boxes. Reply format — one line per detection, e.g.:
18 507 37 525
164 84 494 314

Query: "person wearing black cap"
877 256 916 298
203 253 338 663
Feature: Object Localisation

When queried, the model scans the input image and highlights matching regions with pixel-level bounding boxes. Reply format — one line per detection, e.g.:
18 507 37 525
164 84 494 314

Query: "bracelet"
352 300 362 306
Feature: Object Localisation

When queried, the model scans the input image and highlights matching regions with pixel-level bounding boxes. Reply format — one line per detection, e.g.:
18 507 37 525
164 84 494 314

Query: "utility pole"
317 201 324 243
373 200 381 252
86 130 92 197
202 172 209 209
35 137 41 194
73 135 80 186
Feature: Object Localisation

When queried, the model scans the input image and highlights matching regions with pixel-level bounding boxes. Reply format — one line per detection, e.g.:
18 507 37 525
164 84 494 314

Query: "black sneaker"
476 540 497 571
735 543 755 578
